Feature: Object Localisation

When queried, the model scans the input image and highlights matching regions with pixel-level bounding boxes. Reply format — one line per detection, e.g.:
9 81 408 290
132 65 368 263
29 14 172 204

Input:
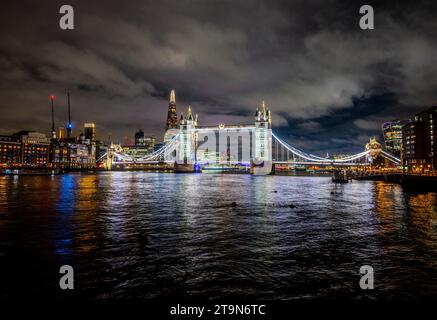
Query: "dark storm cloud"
1 0 437 153
274 93 401 153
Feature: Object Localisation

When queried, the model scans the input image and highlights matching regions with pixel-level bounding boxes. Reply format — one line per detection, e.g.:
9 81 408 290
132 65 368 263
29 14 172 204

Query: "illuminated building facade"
402 106 437 173
58 127 65 140
46 91 96 170
84 123 96 142
134 130 155 151
14 131 50 167
382 120 409 158
50 122 97 170
142 136 155 152
122 130 156 158
123 144 155 158
67 142 96 169
0 135 22 167
50 140 69 168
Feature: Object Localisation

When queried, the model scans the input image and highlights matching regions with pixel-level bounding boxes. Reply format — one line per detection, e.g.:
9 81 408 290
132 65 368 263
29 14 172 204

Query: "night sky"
1 0 436 154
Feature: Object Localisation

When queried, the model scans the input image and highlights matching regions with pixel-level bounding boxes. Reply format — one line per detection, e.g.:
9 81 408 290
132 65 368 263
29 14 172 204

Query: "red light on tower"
50 95 55 101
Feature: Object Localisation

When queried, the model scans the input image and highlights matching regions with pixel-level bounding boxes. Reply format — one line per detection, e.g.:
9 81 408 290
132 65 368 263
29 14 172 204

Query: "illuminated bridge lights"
100 130 401 168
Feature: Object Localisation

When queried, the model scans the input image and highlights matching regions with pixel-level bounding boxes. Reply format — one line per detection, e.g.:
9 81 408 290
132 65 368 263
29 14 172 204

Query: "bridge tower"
252 100 272 175
104 145 114 170
175 106 197 172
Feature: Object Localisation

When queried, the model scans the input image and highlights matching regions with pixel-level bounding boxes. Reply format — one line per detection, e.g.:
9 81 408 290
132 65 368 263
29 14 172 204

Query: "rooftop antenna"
67 90 72 138
50 95 56 139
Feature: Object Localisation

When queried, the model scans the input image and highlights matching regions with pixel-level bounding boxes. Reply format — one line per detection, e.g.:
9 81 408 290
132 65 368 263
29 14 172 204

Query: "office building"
123 130 155 158
402 106 437 173
14 131 50 167
382 120 409 158
84 123 96 142
0 135 22 167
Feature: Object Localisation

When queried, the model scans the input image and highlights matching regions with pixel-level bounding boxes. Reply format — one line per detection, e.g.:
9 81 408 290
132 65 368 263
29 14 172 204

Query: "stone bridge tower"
252 100 272 175
175 106 197 172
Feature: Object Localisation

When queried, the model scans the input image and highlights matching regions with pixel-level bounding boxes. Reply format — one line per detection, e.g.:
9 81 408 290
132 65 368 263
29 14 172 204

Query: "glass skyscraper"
382 120 409 158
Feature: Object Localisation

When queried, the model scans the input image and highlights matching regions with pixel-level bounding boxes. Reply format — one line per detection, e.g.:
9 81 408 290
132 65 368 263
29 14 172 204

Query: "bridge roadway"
109 160 371 172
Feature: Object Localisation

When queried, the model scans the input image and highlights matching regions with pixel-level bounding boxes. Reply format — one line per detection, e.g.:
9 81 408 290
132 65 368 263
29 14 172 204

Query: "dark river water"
1 172 437 300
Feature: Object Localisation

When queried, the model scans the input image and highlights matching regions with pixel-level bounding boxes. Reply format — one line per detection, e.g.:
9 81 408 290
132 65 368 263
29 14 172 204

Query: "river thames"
1 172 437 300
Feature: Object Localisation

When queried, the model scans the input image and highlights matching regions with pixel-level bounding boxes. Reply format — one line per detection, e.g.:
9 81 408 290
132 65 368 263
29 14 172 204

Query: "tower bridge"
99 92 401 175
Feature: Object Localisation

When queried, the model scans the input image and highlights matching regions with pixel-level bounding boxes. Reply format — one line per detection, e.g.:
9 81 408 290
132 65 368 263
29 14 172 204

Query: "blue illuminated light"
193 163 201 172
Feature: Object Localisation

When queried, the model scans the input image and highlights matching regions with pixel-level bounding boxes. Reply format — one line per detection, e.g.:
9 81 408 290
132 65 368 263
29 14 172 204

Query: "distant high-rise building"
143 136 155 153
66 90 73 138
402 106 437 173
50 95 56 139
84 123 96 142
58 127 65 140
134 129 145 146
382 120 409 158
165 89 178 131
123 129 156 157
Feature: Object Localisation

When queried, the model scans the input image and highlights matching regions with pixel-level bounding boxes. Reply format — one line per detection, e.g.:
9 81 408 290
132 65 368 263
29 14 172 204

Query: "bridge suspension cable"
272 132 370 164
272 132 328 162
137 133 180 161
380 150 401 165
113 152 134 162
96 152 107 163
102 130 400 167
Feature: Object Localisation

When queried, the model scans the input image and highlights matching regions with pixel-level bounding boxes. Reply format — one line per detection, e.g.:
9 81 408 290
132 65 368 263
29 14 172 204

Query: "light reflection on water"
0 172 437 300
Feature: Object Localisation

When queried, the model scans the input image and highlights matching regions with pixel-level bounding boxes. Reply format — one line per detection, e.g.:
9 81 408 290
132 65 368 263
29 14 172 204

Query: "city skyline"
1 0 437 154
0 88 427 154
